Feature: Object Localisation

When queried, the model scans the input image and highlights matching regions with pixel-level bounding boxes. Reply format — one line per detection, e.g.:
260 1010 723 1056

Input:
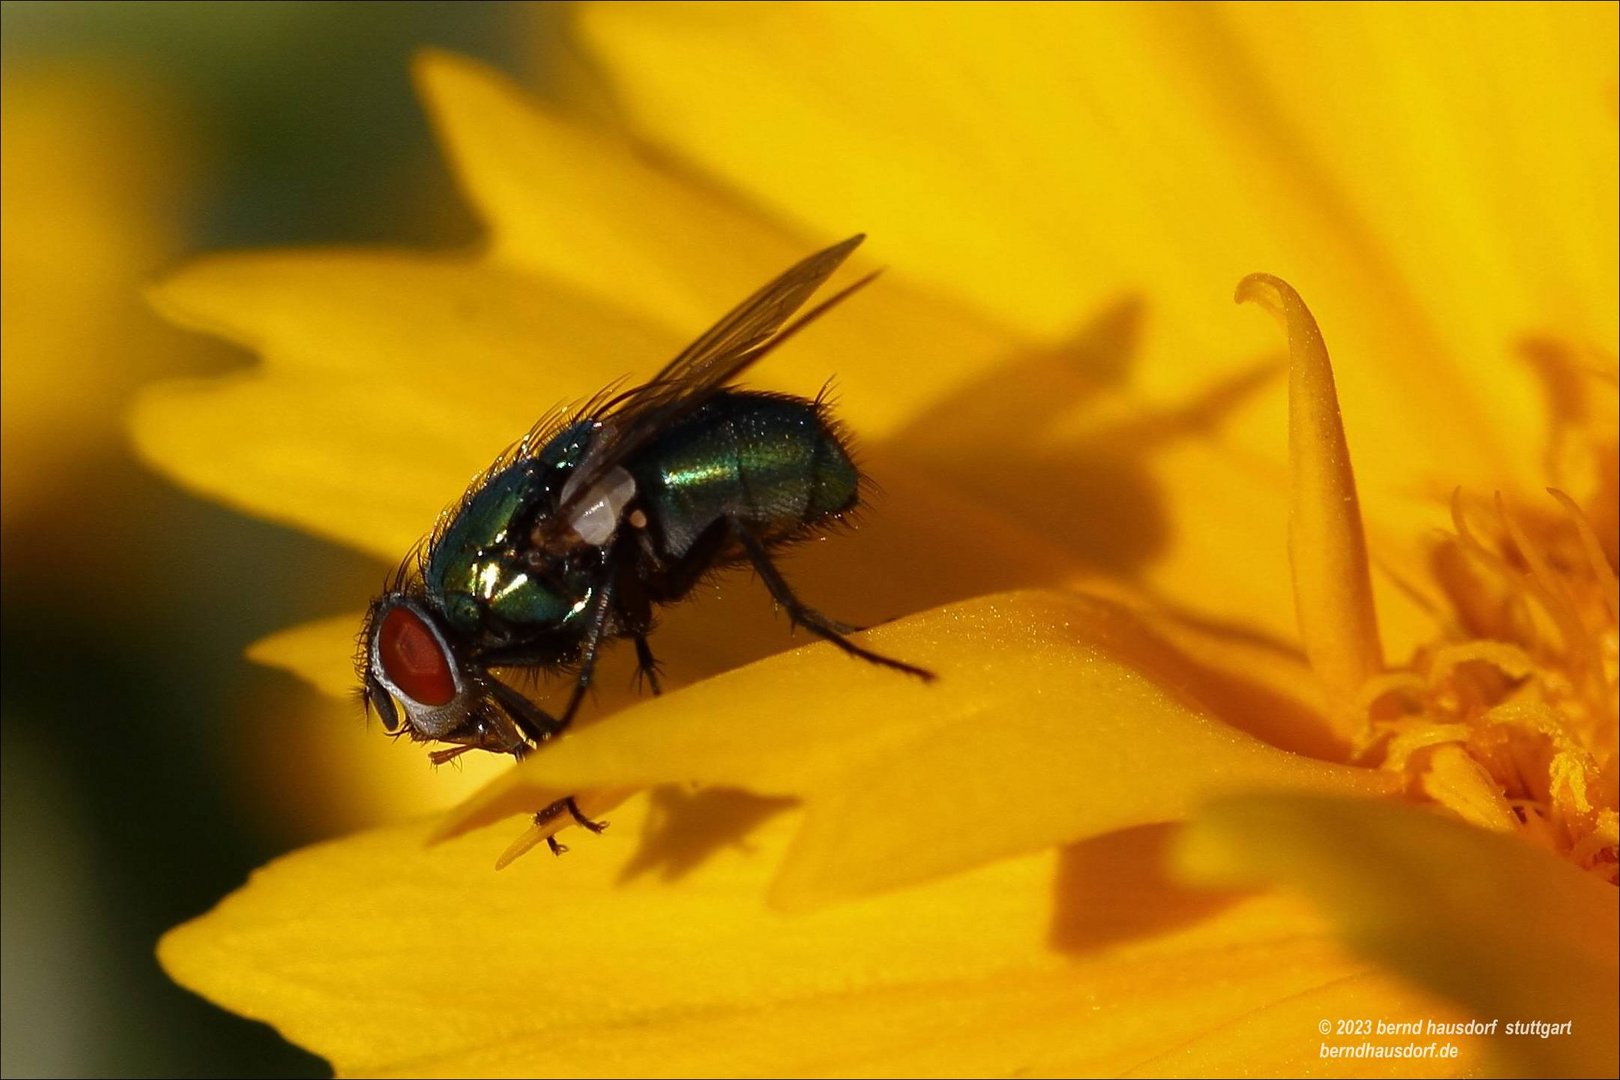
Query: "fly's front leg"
485 677 569 749
736 527 935 681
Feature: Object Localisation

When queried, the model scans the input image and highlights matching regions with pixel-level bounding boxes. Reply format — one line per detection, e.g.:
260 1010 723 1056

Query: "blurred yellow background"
1 4 570 1074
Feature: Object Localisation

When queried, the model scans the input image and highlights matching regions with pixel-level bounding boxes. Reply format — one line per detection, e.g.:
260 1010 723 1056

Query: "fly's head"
358 594 526 758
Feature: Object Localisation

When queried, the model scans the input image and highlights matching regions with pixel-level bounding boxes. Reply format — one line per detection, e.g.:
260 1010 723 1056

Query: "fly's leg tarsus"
633 633 663 696
565 795 609 834
736 528 936 682
531 794 608 857
533 797 571 856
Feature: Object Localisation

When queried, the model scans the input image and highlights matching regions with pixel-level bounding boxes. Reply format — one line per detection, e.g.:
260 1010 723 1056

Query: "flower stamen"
1246 277 1617 884
1376 491 1618 883
1549 486 1619 623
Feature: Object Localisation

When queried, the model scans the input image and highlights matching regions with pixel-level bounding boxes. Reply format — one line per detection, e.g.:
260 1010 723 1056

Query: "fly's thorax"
425 421 598 595
425 420 604 639
633 391 860 557
447 552 597 638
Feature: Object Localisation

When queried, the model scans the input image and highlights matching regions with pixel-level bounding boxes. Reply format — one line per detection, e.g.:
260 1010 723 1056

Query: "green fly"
358 236 932 845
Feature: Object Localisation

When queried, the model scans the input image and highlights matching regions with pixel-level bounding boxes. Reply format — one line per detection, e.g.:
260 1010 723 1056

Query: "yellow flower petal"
1222 4 1619 414
1125 606 1345 762
541 6 1467 652
417 51 1045 444
134 251 674 556
576 2 1593 499
162 796 1477 1077
439 590 1393 908
1176 793 1619 1077
2 64 199 519
416 49 801 329
247 614 363 700
1238 274 1383 709
576 3 1329 343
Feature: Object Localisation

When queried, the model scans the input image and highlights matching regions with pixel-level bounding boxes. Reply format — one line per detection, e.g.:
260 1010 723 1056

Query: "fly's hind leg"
736 528 935 681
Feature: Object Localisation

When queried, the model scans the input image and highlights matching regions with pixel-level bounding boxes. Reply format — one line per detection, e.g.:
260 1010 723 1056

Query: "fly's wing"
553 234 874 513
645 233 866 394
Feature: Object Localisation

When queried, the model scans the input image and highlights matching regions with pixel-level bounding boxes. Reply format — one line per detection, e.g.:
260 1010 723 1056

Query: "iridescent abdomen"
632 390 859 557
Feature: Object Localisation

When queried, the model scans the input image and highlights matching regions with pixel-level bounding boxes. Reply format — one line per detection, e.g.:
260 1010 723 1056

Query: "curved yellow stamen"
1237 274 1383 716
1493 494 1608 720
1548 486 1620 623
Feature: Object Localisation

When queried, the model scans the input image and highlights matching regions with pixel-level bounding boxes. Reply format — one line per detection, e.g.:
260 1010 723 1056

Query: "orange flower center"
1360 487 1619 884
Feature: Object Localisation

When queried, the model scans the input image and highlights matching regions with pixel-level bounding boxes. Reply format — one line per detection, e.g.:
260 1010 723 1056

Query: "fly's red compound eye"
378 605 456 707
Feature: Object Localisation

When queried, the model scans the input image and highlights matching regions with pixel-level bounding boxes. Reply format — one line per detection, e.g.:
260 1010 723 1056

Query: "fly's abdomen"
634 391 859 557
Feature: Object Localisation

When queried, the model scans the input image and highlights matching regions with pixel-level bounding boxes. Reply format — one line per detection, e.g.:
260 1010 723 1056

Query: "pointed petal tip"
409 47 535 146
142 254 250 341
409 46 486 92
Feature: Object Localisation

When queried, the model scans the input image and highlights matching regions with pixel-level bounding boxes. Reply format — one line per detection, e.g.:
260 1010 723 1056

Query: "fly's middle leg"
557 568 619 729
613 556 664 697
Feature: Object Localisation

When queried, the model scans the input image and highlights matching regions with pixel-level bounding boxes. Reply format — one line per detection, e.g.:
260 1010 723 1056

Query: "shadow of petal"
1048 823 1244 954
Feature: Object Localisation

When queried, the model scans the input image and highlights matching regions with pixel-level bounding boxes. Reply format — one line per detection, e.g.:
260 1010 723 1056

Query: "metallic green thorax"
424 421 596 638
632 391 859 557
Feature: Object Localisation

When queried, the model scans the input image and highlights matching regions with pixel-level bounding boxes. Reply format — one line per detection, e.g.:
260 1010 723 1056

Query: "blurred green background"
1 3 571 1074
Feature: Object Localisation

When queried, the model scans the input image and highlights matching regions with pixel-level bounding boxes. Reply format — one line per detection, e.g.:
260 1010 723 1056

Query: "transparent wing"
553 234 873 514
645 233 865 393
